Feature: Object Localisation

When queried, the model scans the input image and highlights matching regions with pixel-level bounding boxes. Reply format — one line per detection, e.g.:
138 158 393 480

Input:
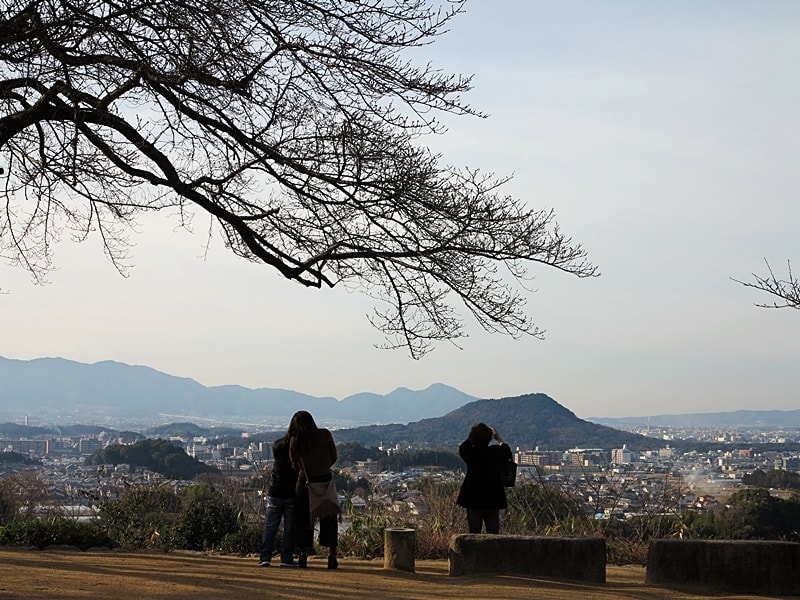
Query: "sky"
2 1 799 419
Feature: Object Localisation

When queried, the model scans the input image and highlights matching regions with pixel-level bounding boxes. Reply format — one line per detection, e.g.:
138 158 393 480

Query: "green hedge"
0 518 114 550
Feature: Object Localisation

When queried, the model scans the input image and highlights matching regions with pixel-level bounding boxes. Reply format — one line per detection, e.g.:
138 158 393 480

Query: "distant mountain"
334 393 662 451
0 423 55 438
0 420 226 442
591 410 800 429
0 356 476 427
0 421 146 441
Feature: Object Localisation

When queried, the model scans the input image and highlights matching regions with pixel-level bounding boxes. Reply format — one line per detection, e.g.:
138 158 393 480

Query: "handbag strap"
299 454 309 483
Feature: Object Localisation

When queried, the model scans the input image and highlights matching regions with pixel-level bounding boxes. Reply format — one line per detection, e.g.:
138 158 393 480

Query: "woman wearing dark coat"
288 410 340 569
456 422 512 534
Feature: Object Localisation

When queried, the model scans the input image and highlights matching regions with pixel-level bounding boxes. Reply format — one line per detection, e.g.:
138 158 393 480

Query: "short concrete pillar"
384 528 415 572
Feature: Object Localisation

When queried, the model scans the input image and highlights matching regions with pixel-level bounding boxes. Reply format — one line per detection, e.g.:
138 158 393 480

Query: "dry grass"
0 547 782 600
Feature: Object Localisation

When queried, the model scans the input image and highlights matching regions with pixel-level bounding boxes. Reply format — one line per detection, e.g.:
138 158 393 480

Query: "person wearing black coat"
258 434 298 567
456 422 512 534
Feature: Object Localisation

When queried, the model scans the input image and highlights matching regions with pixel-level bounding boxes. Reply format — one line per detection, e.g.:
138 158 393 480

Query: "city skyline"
2 2 799 419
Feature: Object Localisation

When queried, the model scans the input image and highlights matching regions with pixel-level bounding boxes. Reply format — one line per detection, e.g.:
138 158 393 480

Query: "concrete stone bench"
448 534 606 582
646 539 800 595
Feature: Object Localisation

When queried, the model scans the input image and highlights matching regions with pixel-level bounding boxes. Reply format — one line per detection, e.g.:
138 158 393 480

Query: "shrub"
217 525 262 556
503 483 584 535
605 536 649 566
411 478 463 559
98 484 181 549
171 485 239 551
0 472 52 523
0 488 15 526
0 518 114 550
338 509 399 559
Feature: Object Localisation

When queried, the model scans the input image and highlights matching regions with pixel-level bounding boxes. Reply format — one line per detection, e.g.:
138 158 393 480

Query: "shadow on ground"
0 547 788 600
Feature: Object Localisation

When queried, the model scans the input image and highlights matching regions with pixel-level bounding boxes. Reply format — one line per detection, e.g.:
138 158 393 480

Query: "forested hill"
333 393 660 451
85 439 217 480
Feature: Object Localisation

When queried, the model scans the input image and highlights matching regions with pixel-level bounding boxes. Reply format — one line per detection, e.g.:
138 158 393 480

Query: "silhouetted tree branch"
735 260 800 310
0 0 597 356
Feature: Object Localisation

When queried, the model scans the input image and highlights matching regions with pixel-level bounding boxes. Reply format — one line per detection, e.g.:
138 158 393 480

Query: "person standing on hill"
456 422 512 534
288 410 341 569
258 434 299 567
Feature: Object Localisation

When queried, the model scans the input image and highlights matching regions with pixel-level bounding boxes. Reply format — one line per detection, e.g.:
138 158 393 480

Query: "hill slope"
335 393 660 451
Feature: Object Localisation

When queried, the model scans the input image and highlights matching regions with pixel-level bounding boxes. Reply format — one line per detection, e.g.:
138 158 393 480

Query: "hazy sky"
3 1 799 419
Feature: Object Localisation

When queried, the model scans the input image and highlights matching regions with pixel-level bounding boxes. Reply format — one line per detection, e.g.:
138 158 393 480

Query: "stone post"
384 528 415 572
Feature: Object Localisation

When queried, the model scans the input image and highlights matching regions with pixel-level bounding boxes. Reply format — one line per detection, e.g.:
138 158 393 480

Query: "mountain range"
3 355 800 433
0 391 662 452
0 356 475 427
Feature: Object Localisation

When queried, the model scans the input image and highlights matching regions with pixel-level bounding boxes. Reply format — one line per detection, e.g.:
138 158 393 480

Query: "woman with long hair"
288 410 340 569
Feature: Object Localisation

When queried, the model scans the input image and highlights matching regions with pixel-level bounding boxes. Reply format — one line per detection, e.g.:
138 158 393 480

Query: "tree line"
743 468 800 490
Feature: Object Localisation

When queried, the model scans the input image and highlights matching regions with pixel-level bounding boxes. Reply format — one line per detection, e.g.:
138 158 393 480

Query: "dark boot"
298 551 307 569
327 549 338 570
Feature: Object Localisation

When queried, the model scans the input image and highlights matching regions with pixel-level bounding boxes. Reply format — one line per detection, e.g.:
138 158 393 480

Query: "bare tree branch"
0 0 598 356
734 259 800 310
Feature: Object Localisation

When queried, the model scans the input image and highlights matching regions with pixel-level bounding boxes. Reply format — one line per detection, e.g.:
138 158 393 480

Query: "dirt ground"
0 547 793 600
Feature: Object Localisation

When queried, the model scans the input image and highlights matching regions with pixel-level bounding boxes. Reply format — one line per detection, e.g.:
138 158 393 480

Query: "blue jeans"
259 496 295 564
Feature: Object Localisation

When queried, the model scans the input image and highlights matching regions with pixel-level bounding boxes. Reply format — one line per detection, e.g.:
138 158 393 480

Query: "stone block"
448 534 605 582
646 539 800 595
